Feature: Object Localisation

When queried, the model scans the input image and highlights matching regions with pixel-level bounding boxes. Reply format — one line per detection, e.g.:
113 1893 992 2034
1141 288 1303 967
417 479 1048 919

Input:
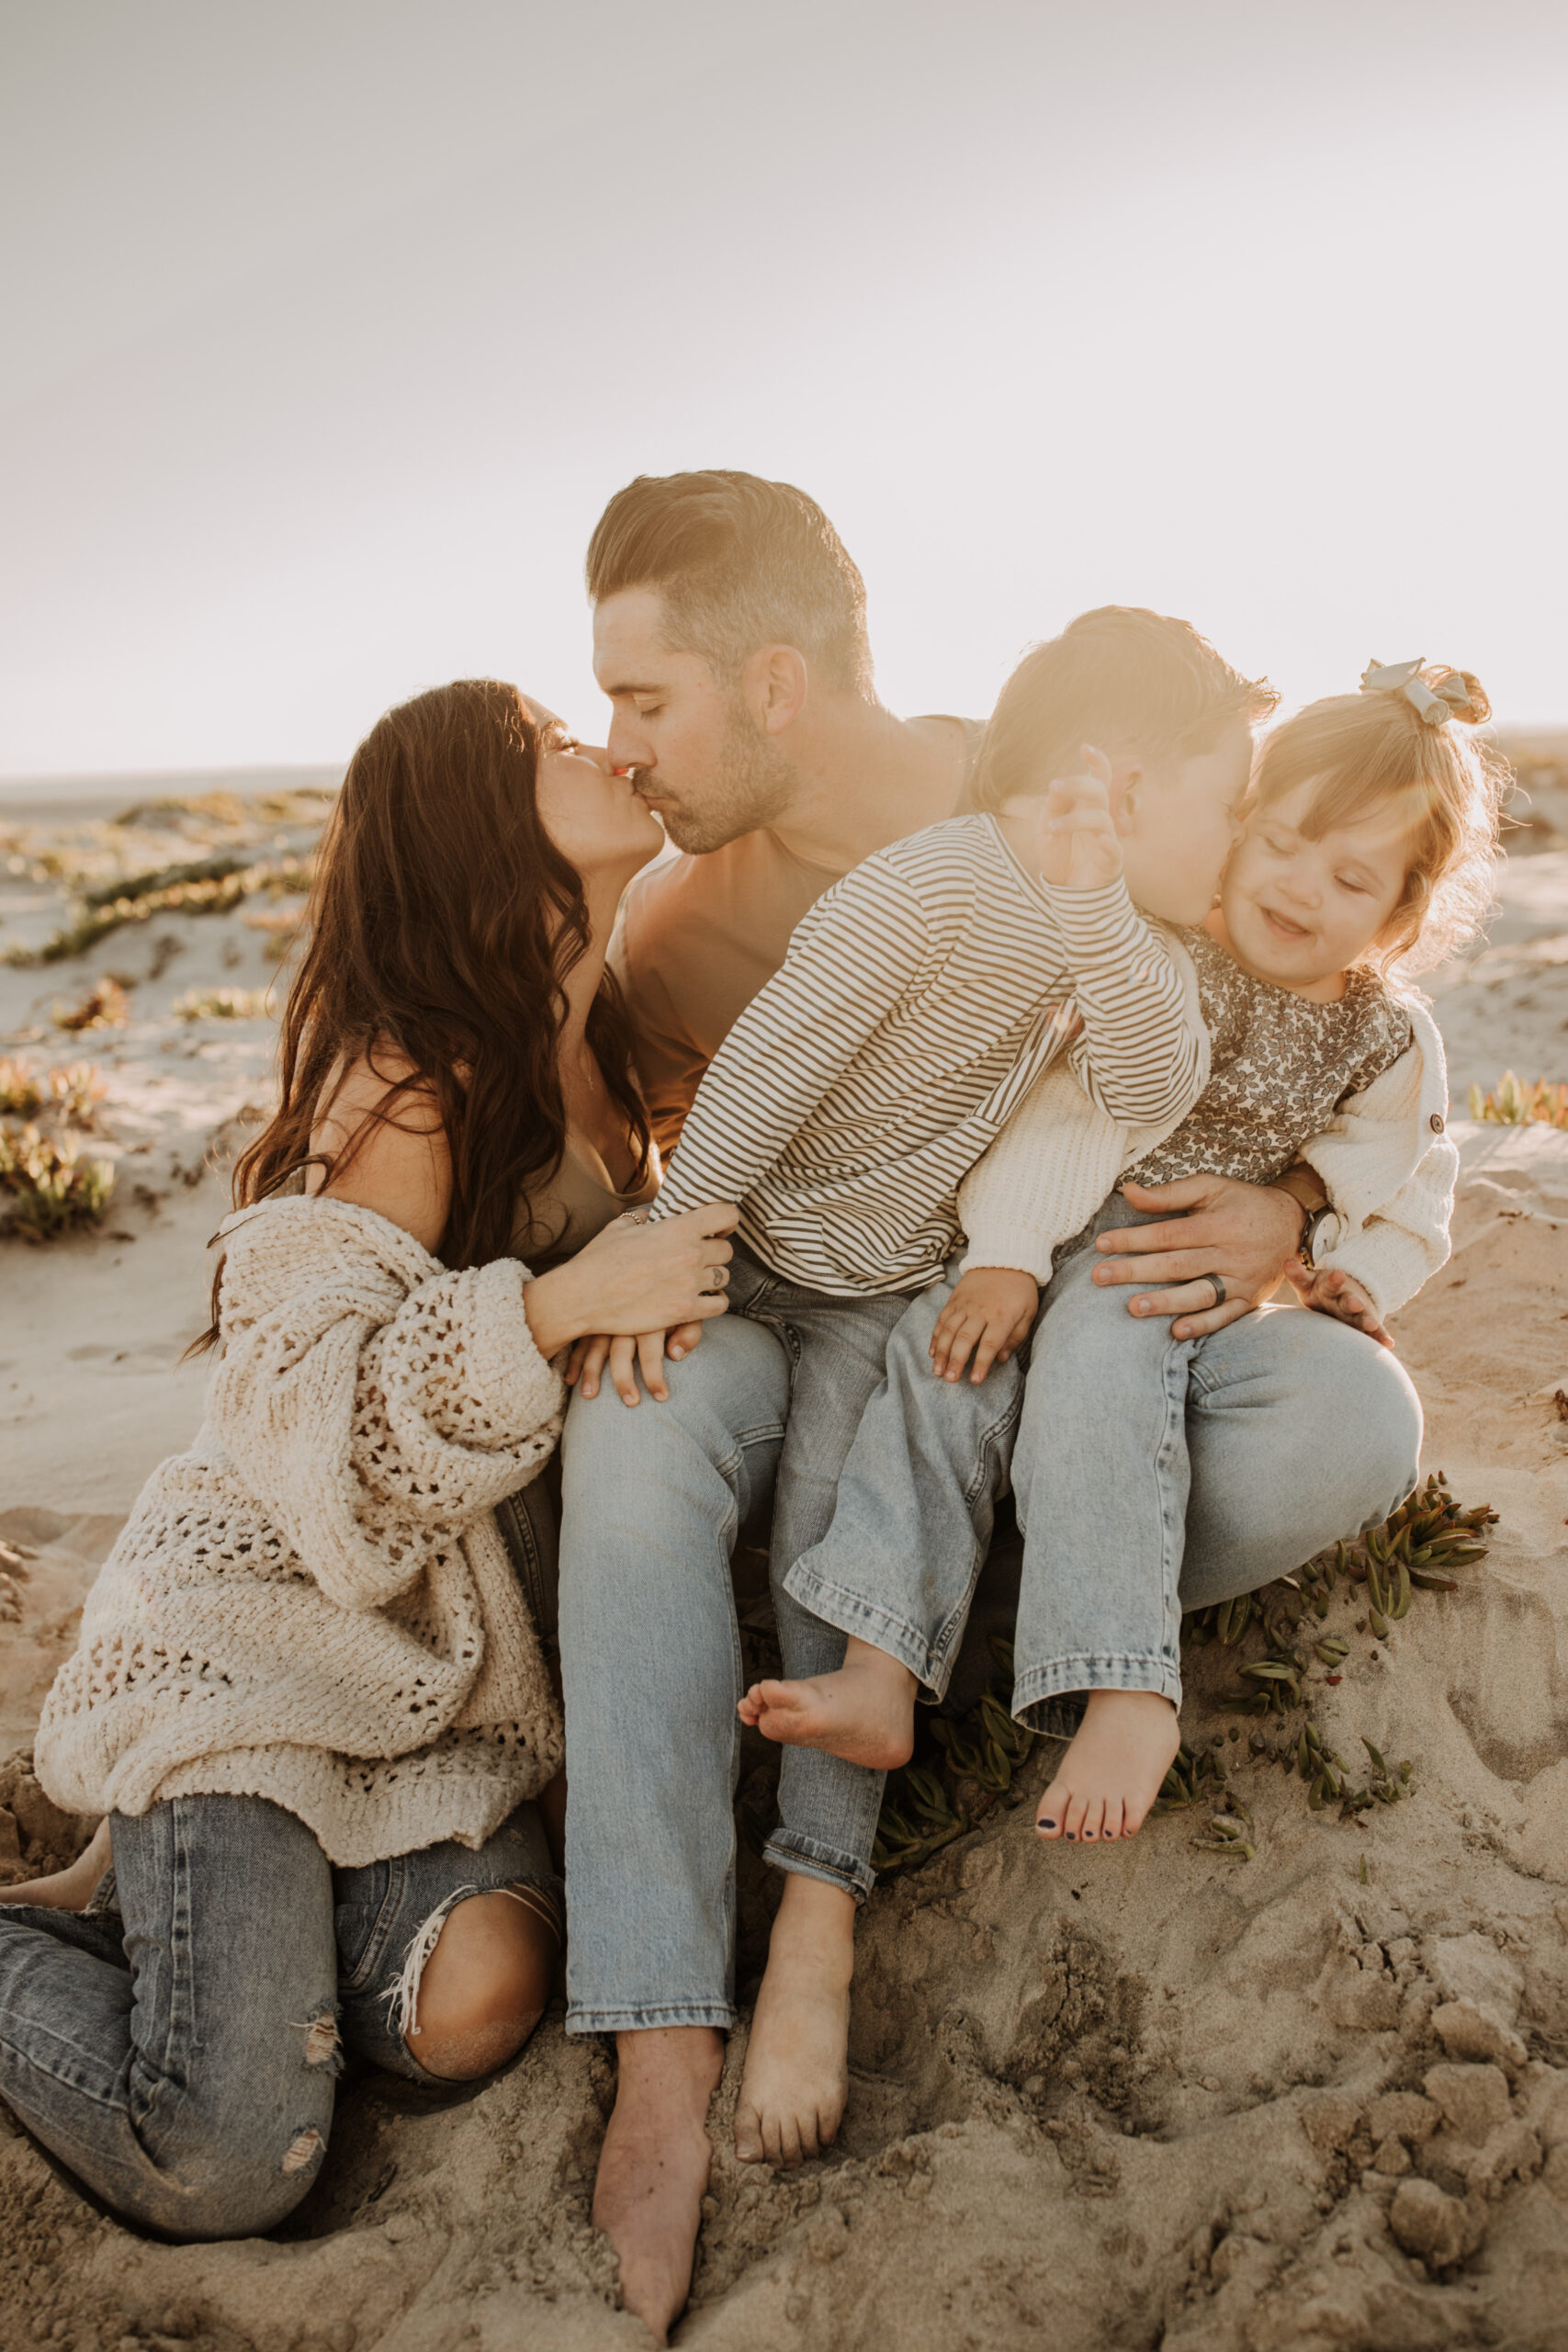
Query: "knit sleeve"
208 1204 565 1613
956 1062 1130 1282
1312 1134 1458 1322
1298 1024 1456 1321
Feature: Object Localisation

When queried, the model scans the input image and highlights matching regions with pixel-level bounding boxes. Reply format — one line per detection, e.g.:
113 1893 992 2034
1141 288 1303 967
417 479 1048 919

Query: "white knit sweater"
958 972 1456 1324
35 1197 566 1866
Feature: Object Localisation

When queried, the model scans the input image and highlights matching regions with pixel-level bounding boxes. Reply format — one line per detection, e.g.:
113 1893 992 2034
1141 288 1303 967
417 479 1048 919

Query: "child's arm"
929 1266 1040 1384
1023 751 1208 1131
649 856 931 1227
1294 1011 1457 1329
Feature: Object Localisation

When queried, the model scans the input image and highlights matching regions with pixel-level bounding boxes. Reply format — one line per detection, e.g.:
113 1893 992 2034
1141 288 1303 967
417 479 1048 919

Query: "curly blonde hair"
1251 665 1506 976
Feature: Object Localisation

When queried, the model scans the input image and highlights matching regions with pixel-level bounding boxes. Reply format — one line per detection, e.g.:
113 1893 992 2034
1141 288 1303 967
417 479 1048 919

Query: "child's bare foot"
738 1635 917 1770
592 2025 724 2344
1035 1690 1180 1845
0 1817 112 1911
735 1875 854 2167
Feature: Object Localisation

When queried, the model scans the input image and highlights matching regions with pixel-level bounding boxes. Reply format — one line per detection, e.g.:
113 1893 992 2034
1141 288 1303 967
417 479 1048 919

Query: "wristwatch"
1300 1204 1337 1271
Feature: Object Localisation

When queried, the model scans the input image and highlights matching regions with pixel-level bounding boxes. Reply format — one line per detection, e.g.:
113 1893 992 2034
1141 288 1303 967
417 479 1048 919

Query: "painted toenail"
1038 1817 1056 1829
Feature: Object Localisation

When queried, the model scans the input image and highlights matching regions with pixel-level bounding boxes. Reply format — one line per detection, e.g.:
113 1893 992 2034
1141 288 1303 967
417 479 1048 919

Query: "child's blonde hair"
968 606 1279 816
1251 663 1506 975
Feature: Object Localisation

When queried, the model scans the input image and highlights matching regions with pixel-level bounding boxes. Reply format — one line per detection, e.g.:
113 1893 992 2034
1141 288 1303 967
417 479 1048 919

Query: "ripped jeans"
0 1791 556 2241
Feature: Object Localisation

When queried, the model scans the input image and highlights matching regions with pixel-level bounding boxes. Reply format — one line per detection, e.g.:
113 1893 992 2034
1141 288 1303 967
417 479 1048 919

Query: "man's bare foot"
735 1874 854 2167
1035 1690 1180 1844
592 2025 723 2345
0 1816 112 1910
737 1635 918 1770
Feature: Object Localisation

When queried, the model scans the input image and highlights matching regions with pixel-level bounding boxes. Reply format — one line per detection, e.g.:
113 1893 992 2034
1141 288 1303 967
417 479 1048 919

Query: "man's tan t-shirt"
612 716 983 1157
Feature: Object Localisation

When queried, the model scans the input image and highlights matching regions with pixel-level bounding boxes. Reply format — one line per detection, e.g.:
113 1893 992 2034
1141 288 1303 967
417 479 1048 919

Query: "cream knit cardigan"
36 1196 566 1867
958 960 1456 1325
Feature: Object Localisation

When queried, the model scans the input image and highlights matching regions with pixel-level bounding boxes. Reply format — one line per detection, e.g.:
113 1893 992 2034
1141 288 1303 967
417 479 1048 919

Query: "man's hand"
929 1267 1040 1384
1090 1174 1308 1339
1034 746 1122 891
1284 1262 1393 1349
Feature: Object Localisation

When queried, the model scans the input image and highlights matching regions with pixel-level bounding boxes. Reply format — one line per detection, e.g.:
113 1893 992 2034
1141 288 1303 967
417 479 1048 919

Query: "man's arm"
1089 1170 1314 1338
608 903 710 1161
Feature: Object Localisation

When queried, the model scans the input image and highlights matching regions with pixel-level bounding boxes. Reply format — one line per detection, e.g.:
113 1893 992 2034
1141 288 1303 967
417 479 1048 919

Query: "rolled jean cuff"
763 1830 875 1905
1012 1652 1182 1736
782 1561 952 1700
565 2000 737 2037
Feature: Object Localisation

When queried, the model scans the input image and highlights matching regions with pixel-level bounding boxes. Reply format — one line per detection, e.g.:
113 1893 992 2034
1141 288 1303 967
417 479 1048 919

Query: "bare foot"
738 1634 918 1770
0 1816 112 1910
592 2025 723 2345
735 1874 854 2166
1035 1690 1180 1845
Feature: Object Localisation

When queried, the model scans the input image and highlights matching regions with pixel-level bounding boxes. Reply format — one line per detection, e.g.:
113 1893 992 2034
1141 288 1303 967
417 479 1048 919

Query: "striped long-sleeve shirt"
650 814 1206 1295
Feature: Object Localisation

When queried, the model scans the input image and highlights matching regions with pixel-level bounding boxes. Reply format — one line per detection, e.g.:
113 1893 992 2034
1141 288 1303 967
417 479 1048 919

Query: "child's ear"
1110 762 1140 839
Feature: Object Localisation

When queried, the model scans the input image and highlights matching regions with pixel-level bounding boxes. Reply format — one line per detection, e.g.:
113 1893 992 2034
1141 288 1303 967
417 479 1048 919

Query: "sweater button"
1429 1112 1445 1133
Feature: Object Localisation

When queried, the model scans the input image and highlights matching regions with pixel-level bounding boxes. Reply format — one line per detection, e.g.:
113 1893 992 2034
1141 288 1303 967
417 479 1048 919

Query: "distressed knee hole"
281 2126 323 2177
303 2011 341 2066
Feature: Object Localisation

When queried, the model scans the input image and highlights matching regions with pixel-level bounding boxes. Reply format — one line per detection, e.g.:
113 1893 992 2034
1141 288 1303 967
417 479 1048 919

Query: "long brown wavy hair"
211 680 649 1329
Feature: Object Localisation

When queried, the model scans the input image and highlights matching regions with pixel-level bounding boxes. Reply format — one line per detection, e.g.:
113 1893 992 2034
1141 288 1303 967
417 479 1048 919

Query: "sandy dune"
2 780 1566 2350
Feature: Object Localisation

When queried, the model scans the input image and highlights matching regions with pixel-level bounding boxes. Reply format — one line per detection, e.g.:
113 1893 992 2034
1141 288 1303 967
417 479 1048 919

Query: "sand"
2 771 1567 2351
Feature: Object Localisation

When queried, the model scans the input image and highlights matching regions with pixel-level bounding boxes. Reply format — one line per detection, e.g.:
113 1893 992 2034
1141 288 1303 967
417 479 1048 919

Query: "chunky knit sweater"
35 1196 566 1866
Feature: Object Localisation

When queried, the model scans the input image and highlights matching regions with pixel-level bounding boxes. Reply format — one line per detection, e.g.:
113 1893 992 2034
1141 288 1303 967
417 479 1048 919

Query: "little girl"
753 658 1503 1849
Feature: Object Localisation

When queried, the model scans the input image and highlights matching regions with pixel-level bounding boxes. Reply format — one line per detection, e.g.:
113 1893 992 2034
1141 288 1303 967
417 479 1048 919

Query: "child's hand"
1285 1262 1393 1350
930 1266 1040 1384
1035 744 1122 891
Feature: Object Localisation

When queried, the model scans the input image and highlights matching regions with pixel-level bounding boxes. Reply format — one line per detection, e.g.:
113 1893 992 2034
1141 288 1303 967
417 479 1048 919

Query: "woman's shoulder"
308 1046 453 1254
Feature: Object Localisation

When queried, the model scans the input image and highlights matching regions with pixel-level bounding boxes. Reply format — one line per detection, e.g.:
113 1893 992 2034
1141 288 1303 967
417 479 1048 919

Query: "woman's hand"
1090 1174 1308 1340
1284 1262 1393 1349
523 1202 738 1365
929 1267 1039 1384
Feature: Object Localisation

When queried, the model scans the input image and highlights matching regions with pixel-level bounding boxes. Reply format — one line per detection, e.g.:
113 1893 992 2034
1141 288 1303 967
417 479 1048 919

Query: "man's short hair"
968 606 1279 814
586 470 874 695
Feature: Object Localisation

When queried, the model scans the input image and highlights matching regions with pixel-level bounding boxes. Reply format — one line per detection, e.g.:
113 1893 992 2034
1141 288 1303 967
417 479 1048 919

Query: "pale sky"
3 0 1565 781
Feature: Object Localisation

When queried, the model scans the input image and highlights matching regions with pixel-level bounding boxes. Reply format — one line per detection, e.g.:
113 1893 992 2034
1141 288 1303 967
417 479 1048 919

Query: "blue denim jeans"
0 1792 556 2241
786 1194 1425 1734
557 1247 912 2036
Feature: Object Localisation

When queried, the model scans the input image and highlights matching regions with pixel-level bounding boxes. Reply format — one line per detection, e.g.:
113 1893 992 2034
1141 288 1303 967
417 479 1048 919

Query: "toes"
734 2104 764 2165
776 2114 804 2168
1061 1789 1090 1842
760 2109 784 2167
1036 1780 1068 1837
1100 1795 1126 1842
1078 1795 1106 1843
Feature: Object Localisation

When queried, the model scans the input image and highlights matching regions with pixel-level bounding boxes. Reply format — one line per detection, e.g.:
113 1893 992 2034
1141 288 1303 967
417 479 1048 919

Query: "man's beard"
653 695 796 854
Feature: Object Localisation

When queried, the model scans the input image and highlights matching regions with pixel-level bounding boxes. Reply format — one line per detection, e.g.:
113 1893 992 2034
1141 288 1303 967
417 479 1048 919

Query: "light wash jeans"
786 1194 1425 1735
558 1245 914 2036
0 1792 558 2241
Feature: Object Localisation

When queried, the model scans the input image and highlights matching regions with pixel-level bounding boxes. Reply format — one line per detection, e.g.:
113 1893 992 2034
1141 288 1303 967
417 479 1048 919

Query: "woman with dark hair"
0 681 736 2241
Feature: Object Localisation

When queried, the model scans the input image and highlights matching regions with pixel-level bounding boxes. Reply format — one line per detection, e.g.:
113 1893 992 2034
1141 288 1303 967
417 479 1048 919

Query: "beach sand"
2 764 1566 2351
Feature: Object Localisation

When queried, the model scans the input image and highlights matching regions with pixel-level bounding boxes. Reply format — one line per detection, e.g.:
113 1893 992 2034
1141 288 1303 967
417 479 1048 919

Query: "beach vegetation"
1468 1069 1568 1128
173 986 272 1022
0 1059 107 1122
0 1125 116 1241
51 978 130 1031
